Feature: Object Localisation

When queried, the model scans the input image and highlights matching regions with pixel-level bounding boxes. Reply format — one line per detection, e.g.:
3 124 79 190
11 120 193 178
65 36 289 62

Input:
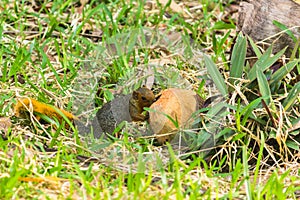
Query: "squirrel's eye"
141 96 147 101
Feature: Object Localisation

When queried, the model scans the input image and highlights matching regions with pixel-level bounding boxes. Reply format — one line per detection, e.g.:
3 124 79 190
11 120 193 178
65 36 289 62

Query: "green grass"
0 0 300 199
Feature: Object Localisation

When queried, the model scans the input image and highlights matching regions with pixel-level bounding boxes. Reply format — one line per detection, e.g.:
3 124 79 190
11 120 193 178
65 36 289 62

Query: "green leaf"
127 29 139 54
229 32 247 84
248 46 287 82
204 54 228 96
248 36 262 57
215 127 233 139
242 145 252 200
228 104 266 125
241 97 263 126
206 102 229 118
290 37 300 62
253 131 265 192
212 21 235 30
273 20 297 42
248 46 272 80
269 60 299 86
9 47 30 77
286 140 299 151
212 30 231 56
282 82 300 111
257 68 272 105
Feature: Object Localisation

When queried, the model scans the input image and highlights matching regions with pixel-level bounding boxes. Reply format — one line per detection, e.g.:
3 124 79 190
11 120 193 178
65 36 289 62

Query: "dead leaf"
0 117 12 134
145 66 155 89
293 0 300 5
157 0 188 17
76 0 89 14
149 88 204 144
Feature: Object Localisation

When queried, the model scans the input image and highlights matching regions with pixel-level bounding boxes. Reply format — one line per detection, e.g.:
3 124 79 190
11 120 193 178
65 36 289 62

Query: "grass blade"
229 32 247 84
253 131 265 199
204 54 228 96
248 46 272 81
241 97 263 126
273 20 297 42
282 82 300 111
257 68 272 105
290 37 300 62
248 36 262 57
249 46 287 82
242 145 252 200
269 60 299 86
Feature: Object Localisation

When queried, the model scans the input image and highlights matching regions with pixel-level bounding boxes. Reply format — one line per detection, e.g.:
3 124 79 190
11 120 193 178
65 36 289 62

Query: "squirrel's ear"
132 91 140 100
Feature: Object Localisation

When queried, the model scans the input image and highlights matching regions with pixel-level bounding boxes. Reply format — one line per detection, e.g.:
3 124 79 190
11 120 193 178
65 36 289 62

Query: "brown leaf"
157 0 188 17
149 88 204 144
293 0 300 5
144 66 155 89
0 117 12 134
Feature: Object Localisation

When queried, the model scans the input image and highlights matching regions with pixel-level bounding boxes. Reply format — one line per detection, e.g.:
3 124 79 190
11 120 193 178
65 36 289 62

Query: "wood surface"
237 0 300 56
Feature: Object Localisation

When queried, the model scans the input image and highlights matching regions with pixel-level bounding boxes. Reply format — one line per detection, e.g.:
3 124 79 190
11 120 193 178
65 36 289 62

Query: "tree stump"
237 0 300 56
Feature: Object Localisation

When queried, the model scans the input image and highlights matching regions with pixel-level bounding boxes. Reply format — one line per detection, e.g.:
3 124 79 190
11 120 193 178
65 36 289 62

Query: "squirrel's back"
96 94 132 134
94 87 155 135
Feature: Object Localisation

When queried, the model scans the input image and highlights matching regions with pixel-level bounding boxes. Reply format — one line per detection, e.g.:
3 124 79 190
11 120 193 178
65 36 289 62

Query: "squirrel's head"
132 87 155 107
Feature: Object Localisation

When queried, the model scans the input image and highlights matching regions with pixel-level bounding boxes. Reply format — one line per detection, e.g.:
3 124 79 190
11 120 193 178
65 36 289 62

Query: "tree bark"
237 0 300 56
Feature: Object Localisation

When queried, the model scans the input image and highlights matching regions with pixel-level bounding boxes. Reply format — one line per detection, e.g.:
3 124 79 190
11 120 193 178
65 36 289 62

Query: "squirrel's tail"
14 98 77 124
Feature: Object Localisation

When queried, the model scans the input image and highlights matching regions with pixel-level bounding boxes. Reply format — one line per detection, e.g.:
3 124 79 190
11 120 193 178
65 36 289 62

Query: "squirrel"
14 87 155 137
92 87 155 136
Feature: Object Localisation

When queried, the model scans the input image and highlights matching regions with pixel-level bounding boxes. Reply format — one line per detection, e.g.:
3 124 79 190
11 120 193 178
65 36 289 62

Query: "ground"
0 0 300 199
